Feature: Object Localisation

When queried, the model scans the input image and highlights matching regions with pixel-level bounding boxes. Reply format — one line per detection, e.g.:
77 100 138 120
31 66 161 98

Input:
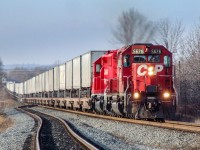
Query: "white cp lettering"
137 65 148 76
137 65 163 76
154 65 163 75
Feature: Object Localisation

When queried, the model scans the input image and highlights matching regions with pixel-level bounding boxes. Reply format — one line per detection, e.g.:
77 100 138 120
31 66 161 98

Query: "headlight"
148 66 154 76
134 92 140 99
148 66 154 71
163 92 170 98
148 71 154 76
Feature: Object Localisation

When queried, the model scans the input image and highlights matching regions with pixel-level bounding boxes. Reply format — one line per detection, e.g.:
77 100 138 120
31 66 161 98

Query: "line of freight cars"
7 51 107 109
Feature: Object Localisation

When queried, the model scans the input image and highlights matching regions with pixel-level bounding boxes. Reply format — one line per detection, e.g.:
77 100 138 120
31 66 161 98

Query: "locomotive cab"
127 44 175 120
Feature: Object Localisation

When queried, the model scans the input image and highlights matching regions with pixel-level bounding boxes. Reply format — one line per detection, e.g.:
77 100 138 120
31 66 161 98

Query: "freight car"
7 43 176 121
6 81 15 93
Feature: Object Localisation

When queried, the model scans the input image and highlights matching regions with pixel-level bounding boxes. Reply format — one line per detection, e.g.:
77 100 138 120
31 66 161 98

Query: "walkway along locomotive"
7 43 176 121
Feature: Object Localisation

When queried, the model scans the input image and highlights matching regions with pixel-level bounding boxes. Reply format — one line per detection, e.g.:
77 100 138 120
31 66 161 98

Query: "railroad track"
18 106 100 150
36 105 200 134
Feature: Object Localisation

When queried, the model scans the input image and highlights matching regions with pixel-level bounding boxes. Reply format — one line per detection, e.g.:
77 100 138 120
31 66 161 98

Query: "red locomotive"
91 43 175 121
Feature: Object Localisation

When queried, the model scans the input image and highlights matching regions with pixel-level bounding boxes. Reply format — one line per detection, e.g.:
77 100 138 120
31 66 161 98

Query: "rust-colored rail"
39 105 200 134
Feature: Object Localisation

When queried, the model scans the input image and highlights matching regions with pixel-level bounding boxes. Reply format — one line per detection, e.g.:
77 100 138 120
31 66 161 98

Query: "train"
6 43 176 121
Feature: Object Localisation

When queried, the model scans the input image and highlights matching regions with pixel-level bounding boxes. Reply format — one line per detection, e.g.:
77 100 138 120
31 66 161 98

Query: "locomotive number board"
132 49 162 54
150 49 162 54
132 49 144 54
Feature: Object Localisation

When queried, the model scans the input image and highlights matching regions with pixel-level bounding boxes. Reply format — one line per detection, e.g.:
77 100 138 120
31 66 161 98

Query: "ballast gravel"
31 106 200 150
0 108 35 150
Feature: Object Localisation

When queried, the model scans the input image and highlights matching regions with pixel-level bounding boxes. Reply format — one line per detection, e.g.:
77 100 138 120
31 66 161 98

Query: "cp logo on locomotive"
137 64 163 76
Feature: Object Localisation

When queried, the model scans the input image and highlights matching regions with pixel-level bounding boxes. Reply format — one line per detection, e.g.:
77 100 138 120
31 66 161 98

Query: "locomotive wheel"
155 118 165 123
127 114 133 119
158 118 165 123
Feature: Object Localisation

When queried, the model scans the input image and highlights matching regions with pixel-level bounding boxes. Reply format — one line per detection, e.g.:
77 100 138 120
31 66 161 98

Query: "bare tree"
154 19 184 109
155 19 184 53
181 22 200 102
111 8 156 46
175 20 200 117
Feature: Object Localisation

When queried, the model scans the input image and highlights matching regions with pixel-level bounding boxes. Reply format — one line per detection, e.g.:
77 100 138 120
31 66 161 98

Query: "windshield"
148 55 160 62
133 55 146 63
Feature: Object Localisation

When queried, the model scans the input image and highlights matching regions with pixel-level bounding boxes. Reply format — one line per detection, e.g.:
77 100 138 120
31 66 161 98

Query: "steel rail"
54 115 99 150
165 120 200 127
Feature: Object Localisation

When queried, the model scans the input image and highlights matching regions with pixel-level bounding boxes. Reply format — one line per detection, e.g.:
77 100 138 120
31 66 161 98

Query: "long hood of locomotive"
132 63 169 92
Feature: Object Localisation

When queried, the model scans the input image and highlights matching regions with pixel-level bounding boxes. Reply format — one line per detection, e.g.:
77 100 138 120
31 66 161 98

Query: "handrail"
123 75 132 113
124 76 132 94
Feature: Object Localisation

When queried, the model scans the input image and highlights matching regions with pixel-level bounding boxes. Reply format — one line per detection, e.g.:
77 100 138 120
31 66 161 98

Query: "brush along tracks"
18 106 100 150
38 105 200 134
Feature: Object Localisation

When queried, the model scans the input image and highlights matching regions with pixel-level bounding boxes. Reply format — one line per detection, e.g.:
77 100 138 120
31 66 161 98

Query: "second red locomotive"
91 43 175 121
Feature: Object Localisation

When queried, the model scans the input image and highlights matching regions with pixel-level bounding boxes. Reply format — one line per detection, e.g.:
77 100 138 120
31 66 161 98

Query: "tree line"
6 66 50 83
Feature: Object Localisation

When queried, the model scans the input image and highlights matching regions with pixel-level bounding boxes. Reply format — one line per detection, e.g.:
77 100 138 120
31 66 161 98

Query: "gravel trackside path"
0 108 35 150
0 89 36 150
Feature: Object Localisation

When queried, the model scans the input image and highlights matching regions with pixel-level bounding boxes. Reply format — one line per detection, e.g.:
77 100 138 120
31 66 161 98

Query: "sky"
1 0 200 65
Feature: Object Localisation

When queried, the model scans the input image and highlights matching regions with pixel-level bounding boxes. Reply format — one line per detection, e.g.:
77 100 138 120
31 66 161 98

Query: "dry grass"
0 114 13 132
0 115 5 124
0 88 20 132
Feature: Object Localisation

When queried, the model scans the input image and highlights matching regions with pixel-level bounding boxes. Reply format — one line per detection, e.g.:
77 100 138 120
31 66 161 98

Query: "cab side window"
133 55 146 63
123 55 130 67
164 56 170 67
96 64 101 73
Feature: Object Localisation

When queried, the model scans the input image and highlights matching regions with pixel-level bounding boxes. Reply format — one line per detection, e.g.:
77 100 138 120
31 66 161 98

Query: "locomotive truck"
7 43 176 121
